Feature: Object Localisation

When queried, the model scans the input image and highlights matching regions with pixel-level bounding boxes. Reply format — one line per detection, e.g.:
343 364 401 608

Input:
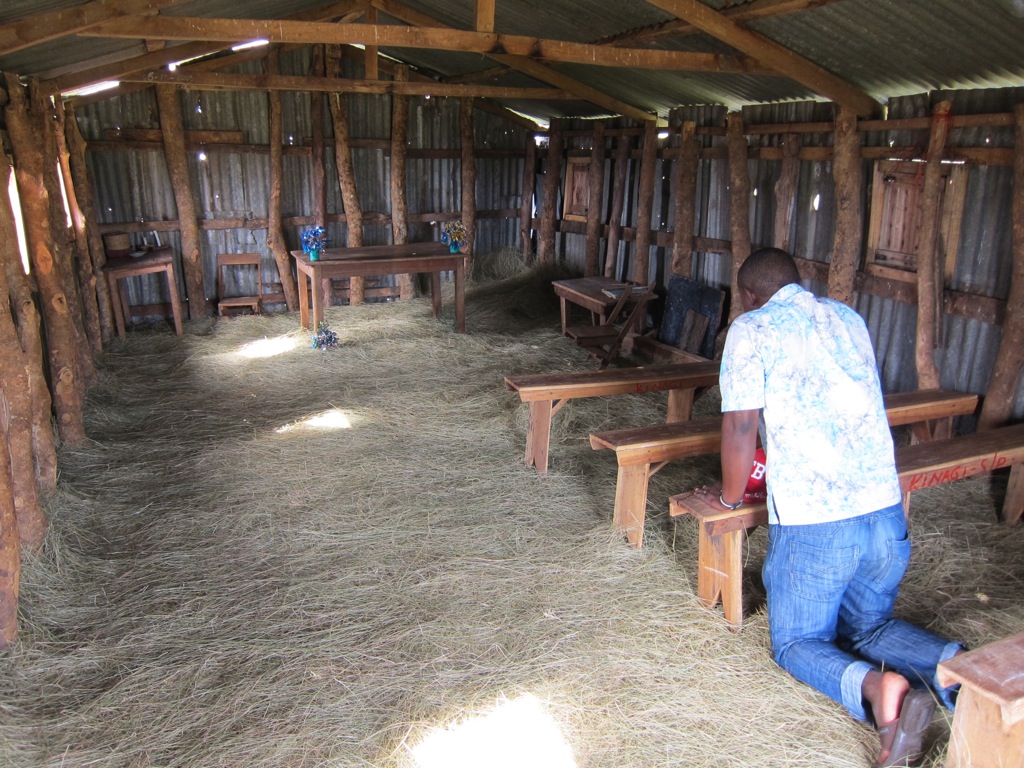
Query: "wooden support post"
583 120 605 277
391 65 414 299
671 120 698 278
460 96 477 272
4 73 88 447
0 419 20 649
0 153 48 550
604 133 631 277
773 132 800 253
978 104 1024 431
55 105 102 355
538 118 564 267
156 84 205 318
64 103 115 343
309 46 330 310
727 112 752 323
633 120 658 284
328 46 365 303
519 136 536 262
363 5 379 81
827 106 863 306
265 52 298 311
915 100 952 392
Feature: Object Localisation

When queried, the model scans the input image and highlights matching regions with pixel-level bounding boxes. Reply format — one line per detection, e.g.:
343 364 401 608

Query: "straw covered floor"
1 261 1022 767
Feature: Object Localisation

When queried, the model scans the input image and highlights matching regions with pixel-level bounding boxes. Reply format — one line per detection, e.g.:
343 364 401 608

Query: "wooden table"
290 243 467 332
552 276 638 335
103 247 183 338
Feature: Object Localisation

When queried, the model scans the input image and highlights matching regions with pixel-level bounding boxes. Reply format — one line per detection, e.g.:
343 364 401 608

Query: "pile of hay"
1 268 1021 768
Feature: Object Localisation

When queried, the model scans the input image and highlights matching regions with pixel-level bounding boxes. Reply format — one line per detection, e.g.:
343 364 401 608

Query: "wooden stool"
216 252 263 316
936 632 1024 767
103 247 184 338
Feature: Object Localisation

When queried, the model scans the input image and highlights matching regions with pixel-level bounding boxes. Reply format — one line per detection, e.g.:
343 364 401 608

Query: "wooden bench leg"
1002 463 1024 526
666 388 695 423
525 400 553 475
697 523 744 631
613 464 650 548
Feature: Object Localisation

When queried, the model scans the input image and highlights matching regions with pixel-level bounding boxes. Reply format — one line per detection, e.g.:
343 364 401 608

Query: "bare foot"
863 670 911 763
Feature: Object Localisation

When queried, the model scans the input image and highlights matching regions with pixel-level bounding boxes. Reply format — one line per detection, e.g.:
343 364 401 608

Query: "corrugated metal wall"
79 49 531 311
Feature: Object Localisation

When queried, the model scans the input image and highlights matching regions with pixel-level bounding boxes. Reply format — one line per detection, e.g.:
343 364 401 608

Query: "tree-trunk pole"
633 120 658 284
4 73 88 447
519 137 537 263
264 52 299 312
538 118 564 267
156 83 205 319
309 46 331 311
65 103 115 343
0 424 20 650
0 153 48 549
727 112 752 323
773 132 800 253
671 120 698 278
978 103 1024 432
460 96 477 273
604 133 631 278
827 107 863 306
583 120 606 277
391 65 413 299
328 46 365 304
54 105 103 356
915 100 952 392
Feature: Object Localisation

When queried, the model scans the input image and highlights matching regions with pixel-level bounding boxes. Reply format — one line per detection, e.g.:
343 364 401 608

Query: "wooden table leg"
430 271 442 320
454 260 465 332
1002 463 1024 526
164 264 183 336
697 524 744 630
310 264 322 330
613 464 651 548
559 296 568 335
107 272 127 338
297 265 310 330
525 400 553 475
667 387 695 422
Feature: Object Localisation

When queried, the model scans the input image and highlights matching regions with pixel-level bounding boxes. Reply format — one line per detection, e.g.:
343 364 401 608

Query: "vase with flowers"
301 225 328 261
440 220 467 253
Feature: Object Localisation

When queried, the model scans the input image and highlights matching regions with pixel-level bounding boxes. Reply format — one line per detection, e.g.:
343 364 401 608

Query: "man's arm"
719 408 760 508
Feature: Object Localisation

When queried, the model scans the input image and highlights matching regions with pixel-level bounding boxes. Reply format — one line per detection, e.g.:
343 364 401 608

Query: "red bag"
744 447 767 503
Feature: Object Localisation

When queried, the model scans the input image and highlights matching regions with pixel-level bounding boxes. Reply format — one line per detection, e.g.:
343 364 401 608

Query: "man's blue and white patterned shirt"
720 283 901 525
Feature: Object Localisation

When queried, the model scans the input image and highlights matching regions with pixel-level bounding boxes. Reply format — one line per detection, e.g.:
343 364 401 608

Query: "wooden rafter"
80 16 766 74
42 0 370 97
599 0 844 46
643 0 880 117
371 0 656 123
117 69 572 99
0 0 185 57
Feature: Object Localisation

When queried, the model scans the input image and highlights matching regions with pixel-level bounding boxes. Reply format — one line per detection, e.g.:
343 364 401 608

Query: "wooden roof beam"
643 0 880 117
0 0 186 57
43 0 370 97
80 16 766 74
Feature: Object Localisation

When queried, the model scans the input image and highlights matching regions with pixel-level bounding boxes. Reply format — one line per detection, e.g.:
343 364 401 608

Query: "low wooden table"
552 276 639 336
102 247 184 338
290 243 467 332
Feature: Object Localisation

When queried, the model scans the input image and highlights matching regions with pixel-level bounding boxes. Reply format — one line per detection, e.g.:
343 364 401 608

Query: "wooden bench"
668 421 1024 630
936 631 1024 768
504 361 720 475
592 390 979 547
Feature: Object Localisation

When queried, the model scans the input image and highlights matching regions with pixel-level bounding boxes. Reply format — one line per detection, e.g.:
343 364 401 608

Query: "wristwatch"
719 491 743 510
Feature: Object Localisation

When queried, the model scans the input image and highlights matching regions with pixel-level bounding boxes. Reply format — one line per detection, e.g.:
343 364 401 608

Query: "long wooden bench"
504 361 720 475
591 390 979 547
668 421 1024 630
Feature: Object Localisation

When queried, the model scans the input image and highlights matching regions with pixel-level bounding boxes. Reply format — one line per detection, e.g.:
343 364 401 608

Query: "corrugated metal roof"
3 0 1024 122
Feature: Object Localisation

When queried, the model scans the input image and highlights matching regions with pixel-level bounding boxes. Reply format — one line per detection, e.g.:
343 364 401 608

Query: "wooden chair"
216 253 263 316
566 282 655 368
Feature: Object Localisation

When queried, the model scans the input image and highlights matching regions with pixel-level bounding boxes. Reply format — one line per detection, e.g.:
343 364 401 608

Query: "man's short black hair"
738 247 801 299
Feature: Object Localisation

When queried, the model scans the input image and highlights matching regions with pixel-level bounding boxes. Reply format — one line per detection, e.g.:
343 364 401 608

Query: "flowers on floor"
301 225 328 253
311 321 338 350
440 220 467 249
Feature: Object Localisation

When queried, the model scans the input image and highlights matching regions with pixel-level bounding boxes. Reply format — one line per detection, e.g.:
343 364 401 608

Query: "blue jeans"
762 501 962 722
